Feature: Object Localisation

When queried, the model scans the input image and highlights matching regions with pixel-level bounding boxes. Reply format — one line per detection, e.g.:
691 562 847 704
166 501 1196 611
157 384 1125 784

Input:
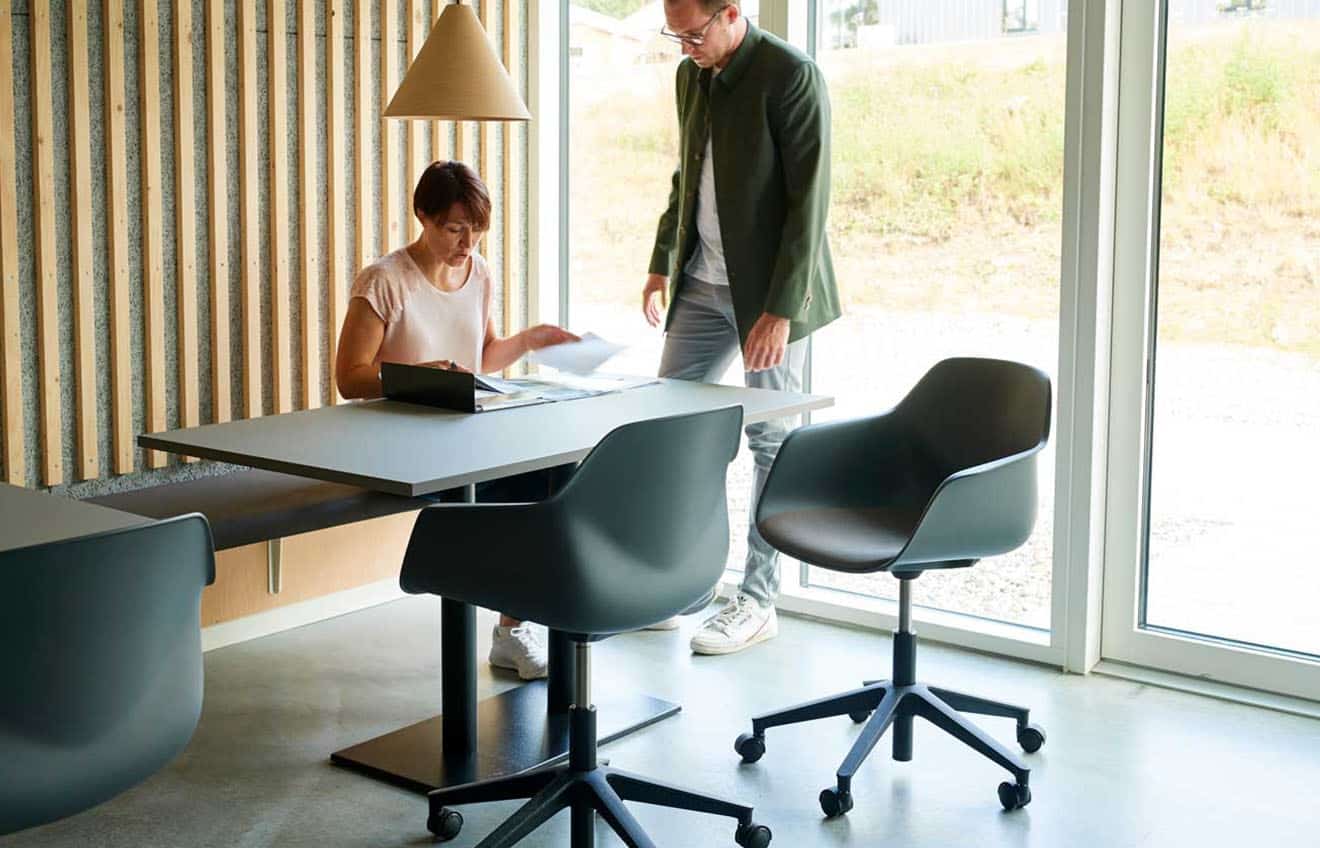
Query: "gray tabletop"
0 483 150 554
140 379 832 497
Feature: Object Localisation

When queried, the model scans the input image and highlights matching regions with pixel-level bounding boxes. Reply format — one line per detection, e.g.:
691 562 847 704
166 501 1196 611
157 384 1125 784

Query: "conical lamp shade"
385 2 530 121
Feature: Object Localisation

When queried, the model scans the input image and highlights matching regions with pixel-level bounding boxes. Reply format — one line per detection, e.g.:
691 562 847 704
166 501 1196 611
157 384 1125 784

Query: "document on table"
529 332 626 375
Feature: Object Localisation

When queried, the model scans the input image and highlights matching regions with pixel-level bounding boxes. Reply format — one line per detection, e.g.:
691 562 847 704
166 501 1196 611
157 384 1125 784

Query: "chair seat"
758 506 922 573
86 469 427 551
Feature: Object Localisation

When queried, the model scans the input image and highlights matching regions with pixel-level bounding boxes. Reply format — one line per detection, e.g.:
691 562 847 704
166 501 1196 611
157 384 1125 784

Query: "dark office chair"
0 514 216 835
733 358 1051 815
400 407 772 848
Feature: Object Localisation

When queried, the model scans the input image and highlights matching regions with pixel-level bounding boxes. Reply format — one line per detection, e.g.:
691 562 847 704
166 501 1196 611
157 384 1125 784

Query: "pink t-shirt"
349 248 493 373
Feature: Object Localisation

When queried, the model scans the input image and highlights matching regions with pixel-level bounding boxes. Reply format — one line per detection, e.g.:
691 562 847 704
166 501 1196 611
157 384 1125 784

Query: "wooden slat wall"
104 0 134 474
326 0 346 403
238 0 261 419
354 0 371 273
206 0 231 424
3 0 529 485
269 0 291 415
299 0 320 410
30 2 62 485
139 0 166 468
174 0 200 445
0 1 22 484
68 1 98 479
379 0 399 256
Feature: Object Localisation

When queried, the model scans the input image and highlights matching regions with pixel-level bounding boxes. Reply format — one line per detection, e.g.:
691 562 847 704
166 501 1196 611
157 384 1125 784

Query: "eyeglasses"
659 5 730 48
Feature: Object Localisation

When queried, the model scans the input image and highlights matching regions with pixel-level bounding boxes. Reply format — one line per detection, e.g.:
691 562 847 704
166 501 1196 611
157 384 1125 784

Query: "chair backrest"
544 405 743 634
896 358 1052 480
0 514 215 836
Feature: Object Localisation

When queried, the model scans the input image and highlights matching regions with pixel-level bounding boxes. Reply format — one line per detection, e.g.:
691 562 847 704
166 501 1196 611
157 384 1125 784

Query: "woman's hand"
417 359 472 373
520 324 580 352
642 274 668 327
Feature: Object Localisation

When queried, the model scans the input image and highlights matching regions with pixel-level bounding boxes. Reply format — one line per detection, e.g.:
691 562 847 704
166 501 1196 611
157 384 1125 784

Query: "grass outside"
571 21 1320 358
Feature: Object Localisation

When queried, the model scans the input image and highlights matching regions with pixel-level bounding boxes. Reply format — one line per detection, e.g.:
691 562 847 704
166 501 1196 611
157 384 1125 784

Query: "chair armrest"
399 501 563 612
890 449 1041 572
756 411 920 524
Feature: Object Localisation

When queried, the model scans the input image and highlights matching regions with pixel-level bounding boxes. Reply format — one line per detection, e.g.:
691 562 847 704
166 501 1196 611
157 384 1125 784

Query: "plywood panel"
238 0 261 418
327 0 347 403
30 1 63 485
200 511 416 626
104 0 134 473
0 0 22 484
139 0 167 468
68 0 99 479
174 0 200 442
206 0 231 424
298 0 320 410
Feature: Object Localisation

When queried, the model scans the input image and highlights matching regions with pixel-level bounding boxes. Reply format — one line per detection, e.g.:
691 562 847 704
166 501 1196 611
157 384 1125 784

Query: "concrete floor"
9 596 1320 848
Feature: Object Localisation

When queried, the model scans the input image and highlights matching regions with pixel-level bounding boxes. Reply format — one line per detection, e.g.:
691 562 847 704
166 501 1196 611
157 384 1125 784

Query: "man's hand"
743 313 791 372
642 274 669 328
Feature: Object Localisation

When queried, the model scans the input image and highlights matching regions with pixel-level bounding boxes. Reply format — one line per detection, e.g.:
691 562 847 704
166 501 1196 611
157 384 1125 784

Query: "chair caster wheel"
1017 724 1046 753
819 787 854 818
427 807 463 841
735 822 773 848
735 732 766 763
998 781 1031 811
848 709 871 724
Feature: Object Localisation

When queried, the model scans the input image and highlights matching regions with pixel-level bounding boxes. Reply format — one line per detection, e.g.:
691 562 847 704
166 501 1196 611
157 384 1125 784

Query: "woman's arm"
480 318 580 374
335 299 388 399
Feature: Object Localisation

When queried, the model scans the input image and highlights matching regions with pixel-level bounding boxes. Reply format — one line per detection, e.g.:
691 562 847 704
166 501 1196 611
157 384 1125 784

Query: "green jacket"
648 23 841 346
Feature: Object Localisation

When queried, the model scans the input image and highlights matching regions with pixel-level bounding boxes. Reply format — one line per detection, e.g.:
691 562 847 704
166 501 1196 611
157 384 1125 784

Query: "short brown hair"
413 160 491 231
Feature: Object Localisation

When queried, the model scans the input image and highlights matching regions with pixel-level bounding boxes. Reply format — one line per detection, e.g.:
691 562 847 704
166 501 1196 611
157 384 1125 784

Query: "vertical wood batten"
429 3 446 169
31 2 63 484
379 0 399 255
104 0 133 473
0 1 23 484
68 0 99 478
174 0 200 442
502 0 517 343
354 0 370 272
269 0 292 414
405 0 424 241
238 0 261 418
206 0 231 423
327 0 346 402
299 0 320 409
139 0 167 467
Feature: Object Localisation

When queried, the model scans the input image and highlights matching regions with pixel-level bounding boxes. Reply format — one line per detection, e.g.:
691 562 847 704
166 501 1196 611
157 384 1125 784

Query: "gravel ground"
571 301 1320 655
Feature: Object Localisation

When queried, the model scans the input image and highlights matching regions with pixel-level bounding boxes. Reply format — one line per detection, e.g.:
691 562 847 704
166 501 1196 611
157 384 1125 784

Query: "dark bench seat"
86 469 429 551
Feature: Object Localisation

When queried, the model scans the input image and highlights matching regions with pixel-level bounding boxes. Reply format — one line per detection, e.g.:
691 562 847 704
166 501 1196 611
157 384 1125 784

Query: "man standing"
646 0 840 655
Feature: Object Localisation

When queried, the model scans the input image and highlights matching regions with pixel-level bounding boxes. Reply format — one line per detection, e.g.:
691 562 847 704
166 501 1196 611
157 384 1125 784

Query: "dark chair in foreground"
400 407 771 848
0 515 215 835
733 358 1051 815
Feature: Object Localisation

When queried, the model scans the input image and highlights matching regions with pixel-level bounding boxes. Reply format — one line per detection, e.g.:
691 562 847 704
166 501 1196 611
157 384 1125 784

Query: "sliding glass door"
798 0 1069 634
1104 0 1320 700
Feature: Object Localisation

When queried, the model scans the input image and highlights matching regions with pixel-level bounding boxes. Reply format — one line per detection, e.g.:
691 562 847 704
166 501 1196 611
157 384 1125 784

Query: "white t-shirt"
683 134 730 287
349 248 493 373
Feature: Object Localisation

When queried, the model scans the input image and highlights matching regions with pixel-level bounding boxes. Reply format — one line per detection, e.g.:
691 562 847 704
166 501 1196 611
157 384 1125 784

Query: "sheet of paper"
529 332 626 375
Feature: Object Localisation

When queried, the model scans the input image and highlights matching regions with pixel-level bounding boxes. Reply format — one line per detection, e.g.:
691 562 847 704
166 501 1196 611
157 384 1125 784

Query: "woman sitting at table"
336 160 577 681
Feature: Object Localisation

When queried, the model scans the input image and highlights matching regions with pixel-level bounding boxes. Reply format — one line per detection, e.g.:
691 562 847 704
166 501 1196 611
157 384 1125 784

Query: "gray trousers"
659 278 806 608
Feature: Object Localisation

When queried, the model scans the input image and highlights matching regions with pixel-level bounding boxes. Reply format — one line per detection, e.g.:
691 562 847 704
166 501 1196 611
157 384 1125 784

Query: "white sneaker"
489 624 548 680
642 615 682 631
690 594 778 655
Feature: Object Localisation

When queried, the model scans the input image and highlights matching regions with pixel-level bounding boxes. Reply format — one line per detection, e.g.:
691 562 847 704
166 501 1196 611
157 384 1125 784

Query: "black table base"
330 683 679 794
